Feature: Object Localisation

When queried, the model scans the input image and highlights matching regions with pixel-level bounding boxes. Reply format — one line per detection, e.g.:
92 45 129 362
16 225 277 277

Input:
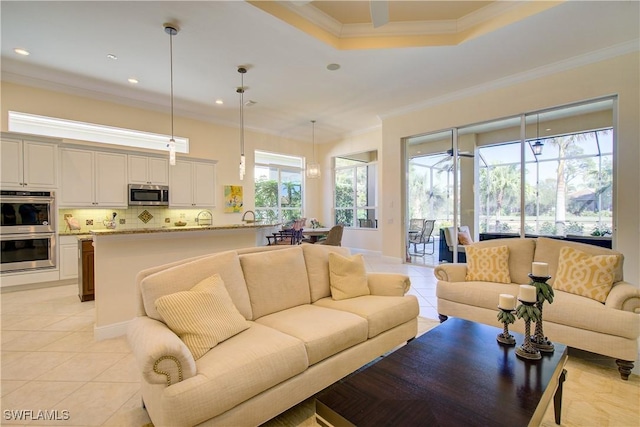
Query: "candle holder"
496 307 516 345
515 299 541 360
528 274 555 353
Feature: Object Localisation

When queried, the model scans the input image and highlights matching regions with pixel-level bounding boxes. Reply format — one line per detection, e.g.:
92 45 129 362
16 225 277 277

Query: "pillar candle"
499 294 516 310
532 262 549 277
519 284 537 303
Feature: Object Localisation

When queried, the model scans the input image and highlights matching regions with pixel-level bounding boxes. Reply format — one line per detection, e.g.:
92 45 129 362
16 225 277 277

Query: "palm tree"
484 164 520 231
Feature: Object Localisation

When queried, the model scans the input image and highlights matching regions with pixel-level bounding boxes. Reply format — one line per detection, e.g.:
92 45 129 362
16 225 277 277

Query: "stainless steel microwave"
128 184 169 206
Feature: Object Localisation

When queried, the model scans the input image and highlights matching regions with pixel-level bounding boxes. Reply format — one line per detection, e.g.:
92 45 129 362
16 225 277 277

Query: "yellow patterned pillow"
155 274 249 360
465 245 511 284
328 252 370 300
554 247 620 303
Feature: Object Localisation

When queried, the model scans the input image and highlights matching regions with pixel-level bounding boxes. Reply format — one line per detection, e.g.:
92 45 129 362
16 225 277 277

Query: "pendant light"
237 67 247 180
306 120 321 179
532 114 544 156
164 23 179 166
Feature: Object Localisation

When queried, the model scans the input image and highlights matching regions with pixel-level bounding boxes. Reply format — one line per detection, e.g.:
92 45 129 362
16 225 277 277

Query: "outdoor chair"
409 219 435 255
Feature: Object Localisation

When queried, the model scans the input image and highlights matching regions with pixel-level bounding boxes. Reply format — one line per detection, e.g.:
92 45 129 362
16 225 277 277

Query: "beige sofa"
435 237 640 379
128 244 419 426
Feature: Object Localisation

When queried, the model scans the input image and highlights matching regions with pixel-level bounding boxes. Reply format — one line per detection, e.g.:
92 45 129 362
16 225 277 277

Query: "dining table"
301 227 331 243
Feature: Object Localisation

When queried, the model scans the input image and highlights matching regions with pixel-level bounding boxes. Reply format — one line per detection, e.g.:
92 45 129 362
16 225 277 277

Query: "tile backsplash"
58 207 209 233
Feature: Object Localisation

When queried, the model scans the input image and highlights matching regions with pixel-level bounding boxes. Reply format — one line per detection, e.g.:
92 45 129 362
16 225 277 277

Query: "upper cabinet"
169 159 216 207
128 155 169 185
60 147 128 207
1 138 58 190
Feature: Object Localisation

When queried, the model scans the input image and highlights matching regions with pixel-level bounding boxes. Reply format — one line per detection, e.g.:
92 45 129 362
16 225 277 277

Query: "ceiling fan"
370 0 389 28
433 148 474 168
295 1 390 28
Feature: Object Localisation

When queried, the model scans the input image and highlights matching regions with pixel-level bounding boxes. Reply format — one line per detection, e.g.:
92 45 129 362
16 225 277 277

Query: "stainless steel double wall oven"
0 190 56 273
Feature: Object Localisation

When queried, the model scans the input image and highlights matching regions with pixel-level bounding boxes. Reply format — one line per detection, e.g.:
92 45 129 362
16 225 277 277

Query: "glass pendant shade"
306 163 321 179
307 120 320 179
169 138 176 165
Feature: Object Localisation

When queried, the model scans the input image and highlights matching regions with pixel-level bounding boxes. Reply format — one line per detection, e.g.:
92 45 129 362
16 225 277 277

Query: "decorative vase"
529 273 555 353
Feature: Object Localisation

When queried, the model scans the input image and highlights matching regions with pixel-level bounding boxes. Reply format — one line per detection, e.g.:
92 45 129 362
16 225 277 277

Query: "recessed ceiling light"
128 78 139 84
14 48 30 56
326 63 340 71
215 99 224 105
107 53 117 60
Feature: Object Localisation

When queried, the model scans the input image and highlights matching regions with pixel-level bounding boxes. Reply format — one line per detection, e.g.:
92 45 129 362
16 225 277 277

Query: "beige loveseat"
128 244 418 426
435 237 640 379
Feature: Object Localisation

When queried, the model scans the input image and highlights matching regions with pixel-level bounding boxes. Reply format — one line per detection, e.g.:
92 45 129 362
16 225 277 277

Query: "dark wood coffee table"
316 318 567 427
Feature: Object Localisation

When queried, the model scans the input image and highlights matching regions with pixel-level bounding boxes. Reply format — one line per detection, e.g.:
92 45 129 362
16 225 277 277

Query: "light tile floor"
1 253 637 426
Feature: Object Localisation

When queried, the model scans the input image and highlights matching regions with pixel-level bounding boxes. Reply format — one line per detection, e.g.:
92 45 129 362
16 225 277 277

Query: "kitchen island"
91 223 280 340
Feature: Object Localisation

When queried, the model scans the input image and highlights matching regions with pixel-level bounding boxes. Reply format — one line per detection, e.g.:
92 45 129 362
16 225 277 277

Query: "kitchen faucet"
241 210 255 223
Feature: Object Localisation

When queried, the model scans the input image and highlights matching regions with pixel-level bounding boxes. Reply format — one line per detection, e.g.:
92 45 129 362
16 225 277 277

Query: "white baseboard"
94 319 131 341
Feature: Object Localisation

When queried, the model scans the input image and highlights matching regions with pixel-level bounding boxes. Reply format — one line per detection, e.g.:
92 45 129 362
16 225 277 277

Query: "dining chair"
315 225 344 246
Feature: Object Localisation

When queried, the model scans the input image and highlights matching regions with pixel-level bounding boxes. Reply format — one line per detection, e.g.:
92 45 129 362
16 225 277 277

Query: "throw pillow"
458 230 473 245
155 274 249 360
328 252 370 301
465 245 511 284
554 246 620 303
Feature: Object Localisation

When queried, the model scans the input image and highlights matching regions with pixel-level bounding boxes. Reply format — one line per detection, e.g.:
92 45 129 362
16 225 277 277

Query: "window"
334 151 378 228
254 151 304 224
8 111 189 153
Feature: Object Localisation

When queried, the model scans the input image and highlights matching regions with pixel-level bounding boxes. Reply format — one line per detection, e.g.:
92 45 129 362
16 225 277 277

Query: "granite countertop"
89 222 281 236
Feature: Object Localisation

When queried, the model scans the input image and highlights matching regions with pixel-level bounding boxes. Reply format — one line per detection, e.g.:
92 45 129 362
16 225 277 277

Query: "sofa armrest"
127 316 197 386
434 263 468 282
605 281 640 313
367 273 410 296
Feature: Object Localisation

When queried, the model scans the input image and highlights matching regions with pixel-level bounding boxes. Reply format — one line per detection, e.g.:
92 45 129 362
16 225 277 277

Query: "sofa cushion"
302 244 350 302
471 238 536 284
328 252 370 300
465 245 511 284
437 280 519 313
240 247 311 320
155 274 250 360
554 247 621 303
256 305 368 365
314 295 420 338
534 237 624 286
140 251 252 321
161 322 308 426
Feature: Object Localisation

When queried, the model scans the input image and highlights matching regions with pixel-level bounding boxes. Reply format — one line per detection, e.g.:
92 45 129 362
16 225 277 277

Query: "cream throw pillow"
155 274 249 360
465 245 511 284
328 252 370 300
554 246 620 303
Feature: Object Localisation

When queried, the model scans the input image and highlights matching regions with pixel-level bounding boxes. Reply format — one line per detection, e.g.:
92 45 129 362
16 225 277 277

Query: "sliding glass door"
404 97 615 265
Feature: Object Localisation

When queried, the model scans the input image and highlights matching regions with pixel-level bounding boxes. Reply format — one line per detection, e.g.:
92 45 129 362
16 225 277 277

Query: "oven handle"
0 232 55 241
0 196 55 204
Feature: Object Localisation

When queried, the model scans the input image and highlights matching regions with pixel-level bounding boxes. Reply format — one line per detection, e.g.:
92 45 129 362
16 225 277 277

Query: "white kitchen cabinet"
169 159 216 207
1 137 58 190
60 147 128 207
128 155 169 185
59 235 79 280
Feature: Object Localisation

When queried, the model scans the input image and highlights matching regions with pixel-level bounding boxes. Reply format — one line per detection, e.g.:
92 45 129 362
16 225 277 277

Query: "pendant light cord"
170 31 174 140
240 72 244 156
311 120 316 161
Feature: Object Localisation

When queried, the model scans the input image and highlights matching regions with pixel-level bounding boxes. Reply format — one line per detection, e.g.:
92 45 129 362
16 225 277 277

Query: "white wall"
0 81 317 228
377 52 639 284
